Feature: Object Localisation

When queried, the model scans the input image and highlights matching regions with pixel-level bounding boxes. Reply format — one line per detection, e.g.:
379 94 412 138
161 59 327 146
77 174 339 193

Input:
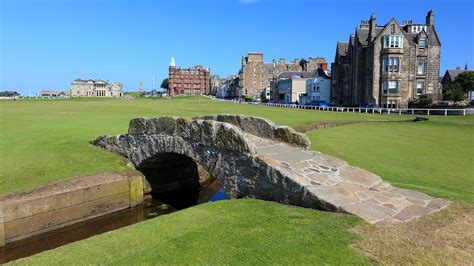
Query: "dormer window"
419 39 426 49
411 25 427 33
383 35 403 48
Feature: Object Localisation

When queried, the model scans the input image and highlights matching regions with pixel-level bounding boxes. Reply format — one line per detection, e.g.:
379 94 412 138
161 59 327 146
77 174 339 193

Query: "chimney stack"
426 10 434 25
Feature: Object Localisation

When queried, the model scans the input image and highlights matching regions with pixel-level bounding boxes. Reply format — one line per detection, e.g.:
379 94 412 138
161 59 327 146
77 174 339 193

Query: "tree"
443 71 474 101
160 78 169 92
453 71 474 93
444 83 466 102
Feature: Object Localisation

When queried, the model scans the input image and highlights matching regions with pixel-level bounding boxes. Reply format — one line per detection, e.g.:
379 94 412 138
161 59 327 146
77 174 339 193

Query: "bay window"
383 80 398 94
383 35 403 48
383 57 400 72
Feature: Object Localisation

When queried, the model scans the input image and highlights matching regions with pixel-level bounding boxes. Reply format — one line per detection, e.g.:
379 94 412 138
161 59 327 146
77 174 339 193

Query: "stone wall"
92 116 329 214
193 114 310 149
0 173 143 247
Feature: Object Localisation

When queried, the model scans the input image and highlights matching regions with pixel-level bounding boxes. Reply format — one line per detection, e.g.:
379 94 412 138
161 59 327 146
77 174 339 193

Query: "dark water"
0 180 229 264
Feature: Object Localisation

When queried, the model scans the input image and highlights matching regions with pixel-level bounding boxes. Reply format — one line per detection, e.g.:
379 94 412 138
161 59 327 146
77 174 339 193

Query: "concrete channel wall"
0 173 143 247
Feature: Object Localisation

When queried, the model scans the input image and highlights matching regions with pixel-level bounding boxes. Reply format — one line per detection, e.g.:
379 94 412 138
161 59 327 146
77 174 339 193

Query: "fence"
262 103 473 116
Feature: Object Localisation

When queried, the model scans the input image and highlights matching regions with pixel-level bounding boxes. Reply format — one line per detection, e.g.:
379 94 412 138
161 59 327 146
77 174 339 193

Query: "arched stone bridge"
92 115 448 226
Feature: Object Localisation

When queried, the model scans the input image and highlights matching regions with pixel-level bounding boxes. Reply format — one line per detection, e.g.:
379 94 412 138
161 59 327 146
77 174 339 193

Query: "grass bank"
0 97 409 195
307 121 474 202
10 199 367 265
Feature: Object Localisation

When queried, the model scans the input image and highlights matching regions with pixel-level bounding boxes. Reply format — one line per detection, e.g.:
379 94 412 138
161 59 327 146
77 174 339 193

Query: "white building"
70 78 123 98
300 68 331 105
273 72 313 103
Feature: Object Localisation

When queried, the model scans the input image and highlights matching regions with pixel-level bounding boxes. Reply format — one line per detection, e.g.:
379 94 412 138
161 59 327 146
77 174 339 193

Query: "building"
217 75 240 99
70 79 123 97
40 90 68 97
168 57 211 96
331 11 441 108
0 91 20 98
272 71 313 103
300 68 331 105
210 75 223 96
441 66 473 101
239 52 327 99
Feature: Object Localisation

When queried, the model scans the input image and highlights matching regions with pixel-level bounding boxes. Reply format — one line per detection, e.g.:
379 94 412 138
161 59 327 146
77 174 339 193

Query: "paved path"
248 135 449 226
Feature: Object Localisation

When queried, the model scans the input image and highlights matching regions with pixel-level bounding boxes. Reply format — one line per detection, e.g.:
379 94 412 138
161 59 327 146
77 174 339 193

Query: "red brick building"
168 57 211 96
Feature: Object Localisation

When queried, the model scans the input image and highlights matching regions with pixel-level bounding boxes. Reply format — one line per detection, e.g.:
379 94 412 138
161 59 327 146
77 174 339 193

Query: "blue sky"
1 0 473 95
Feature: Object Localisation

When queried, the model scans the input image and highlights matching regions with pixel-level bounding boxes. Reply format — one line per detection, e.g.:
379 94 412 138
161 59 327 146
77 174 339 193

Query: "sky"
1 0 473 95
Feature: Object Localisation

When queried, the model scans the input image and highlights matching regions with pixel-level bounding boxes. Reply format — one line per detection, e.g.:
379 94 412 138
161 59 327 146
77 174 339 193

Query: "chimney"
369 14 376 41
426 10 434 25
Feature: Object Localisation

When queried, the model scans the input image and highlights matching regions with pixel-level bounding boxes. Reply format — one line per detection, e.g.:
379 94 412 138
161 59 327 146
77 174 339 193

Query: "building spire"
465 62 468 70
170 57 176 67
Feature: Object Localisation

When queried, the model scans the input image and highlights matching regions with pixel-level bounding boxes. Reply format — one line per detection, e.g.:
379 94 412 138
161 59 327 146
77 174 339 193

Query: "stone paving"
248 134 449 226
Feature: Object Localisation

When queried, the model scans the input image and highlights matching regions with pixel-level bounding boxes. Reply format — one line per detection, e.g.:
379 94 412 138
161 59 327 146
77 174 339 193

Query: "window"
417 81 424 95
411 25 427 33
419 39 426 49
383 35 403 48
384 57 400 72
383 80 398 94
417 60 426 75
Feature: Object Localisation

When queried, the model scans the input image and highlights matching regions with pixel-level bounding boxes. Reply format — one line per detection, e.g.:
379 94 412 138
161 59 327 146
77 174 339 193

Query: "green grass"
0 97 410 196
307 121 474 203
10 199 367 265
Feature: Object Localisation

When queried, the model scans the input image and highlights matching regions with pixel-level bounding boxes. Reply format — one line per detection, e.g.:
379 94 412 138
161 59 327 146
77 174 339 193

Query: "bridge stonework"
93 115 448 226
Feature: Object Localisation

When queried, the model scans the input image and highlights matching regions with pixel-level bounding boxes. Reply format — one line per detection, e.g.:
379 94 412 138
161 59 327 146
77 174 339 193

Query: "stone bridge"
92 115 448 226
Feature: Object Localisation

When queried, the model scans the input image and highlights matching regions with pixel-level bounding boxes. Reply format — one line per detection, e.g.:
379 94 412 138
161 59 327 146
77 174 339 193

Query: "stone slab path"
247 135 449 226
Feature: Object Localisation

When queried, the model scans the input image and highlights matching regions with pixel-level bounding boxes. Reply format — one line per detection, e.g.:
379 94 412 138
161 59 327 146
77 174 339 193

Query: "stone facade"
331 11 441 107
70 79 123 98
239 52 328 99
168 57 211 96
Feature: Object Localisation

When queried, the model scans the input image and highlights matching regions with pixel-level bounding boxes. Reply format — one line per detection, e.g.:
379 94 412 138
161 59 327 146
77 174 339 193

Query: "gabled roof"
312 68 331 78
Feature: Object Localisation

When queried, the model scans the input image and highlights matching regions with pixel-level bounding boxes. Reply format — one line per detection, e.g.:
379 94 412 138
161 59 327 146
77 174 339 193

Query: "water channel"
0 179 229 263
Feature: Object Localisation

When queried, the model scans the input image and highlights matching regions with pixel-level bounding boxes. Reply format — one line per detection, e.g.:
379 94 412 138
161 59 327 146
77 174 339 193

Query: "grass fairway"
307 120 474 203
11 199 367 265
0 97 407 195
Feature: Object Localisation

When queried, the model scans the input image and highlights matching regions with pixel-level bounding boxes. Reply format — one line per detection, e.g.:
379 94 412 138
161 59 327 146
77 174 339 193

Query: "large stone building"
70 79 123 97
331 11 441 108
168 57 211 96
239 52 327 99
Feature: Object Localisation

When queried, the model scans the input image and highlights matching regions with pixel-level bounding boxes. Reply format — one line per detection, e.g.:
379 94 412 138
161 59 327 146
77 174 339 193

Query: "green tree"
160 78 169 92
444 83 466 102
453 71 474 93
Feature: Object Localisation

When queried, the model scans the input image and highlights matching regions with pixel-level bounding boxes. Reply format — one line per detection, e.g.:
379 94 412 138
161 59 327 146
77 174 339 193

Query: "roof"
312 68 331 78
337 42 349 57
276 71 313 79
446 69 467 81
264 62 274 72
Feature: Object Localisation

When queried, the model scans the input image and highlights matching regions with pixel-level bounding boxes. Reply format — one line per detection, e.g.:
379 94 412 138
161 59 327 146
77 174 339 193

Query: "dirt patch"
292 121 364 133
351 201 474 264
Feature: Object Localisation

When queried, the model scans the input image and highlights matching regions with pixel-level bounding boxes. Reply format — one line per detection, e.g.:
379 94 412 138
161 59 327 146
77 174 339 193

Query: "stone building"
210 75 223 96
168 57 211 96
239 52 327 99
70 79 123 97
331 11 441 108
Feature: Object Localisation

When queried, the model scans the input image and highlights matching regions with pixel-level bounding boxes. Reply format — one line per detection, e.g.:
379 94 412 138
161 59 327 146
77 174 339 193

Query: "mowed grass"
10 199 367 265
307 120 474 202
0 97 408 195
